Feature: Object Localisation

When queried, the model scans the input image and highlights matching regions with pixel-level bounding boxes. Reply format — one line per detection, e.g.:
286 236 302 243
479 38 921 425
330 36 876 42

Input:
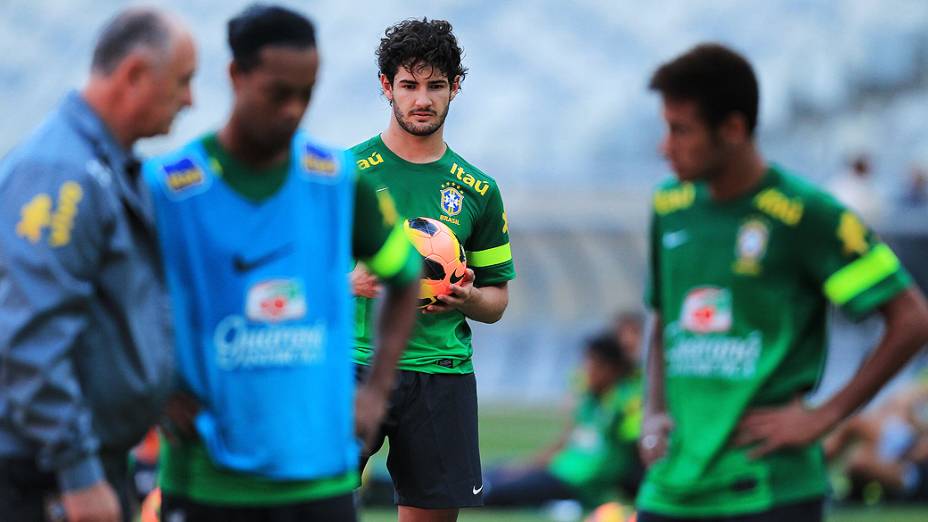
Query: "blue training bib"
144 132 357 480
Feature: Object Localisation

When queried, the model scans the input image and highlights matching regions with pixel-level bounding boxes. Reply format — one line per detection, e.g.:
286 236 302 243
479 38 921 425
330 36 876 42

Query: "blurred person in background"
899 164 928 209
825 367 928 503
639 43 928 522
482 333 643 510
0 8 195 522
350 18 515 522
614 310 645 365
145 5 420 522
826 153 886 226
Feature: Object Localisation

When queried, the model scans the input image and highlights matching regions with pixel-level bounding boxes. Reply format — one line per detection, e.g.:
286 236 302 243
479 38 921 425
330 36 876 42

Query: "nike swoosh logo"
472 485 483 495
662 230 689 249
449 269 465 285
233 243 295 273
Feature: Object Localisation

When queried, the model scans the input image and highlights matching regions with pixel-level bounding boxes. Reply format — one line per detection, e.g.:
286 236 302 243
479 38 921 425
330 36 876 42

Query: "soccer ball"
139 487 160 522
585 501 636 522
403 217 466 308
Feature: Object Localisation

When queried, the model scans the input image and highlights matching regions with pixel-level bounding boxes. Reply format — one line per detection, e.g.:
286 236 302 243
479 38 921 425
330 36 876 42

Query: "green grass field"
362 507 928 522
359 406 928 522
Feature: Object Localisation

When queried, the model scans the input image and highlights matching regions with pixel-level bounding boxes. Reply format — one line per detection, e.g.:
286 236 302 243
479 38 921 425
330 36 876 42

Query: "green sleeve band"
364 224 412 279
824 244 901 305
842 271 911 320
618 407 642 441
384 248 422 288
467 242 512 268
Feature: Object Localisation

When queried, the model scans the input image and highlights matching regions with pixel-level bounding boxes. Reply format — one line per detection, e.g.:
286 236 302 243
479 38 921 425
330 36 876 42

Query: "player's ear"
229 60 245 92
116 52 152 89
379 73 394 103
450 75 461 101
719 113 748 146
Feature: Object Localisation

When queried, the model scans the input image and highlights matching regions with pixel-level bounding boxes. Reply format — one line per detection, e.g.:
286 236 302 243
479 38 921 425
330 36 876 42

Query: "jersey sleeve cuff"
382 247 422 288
466 243 512 269
824 243 912 320
363 223 417 282
840 271 911 320
472 262 516 287
56 453 104 492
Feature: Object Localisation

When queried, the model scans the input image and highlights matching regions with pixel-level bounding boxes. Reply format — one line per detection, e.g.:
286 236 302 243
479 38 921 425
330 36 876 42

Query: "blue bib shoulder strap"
291 131 354 187
143 140 215 202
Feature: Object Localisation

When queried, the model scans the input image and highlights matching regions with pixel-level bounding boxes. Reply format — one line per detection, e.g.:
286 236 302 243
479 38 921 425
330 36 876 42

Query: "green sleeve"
801 193 911 319
352 171 420 287
463 182 515 286
644 208 661 309
616 376 643 442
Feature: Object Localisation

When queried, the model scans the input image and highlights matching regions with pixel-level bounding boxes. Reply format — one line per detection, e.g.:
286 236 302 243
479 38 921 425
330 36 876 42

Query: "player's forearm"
644 312 666 415
459 284 508 323
817 287 928 432
640 313 673 466
535 422 573 465
366 281 419 394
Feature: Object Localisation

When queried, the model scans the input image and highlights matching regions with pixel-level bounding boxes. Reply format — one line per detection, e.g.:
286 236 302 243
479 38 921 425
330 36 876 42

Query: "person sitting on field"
825 367 928 502
482 333 643 509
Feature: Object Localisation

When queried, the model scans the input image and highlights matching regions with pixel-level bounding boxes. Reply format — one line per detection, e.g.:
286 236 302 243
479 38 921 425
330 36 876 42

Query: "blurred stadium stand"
2 0 927 404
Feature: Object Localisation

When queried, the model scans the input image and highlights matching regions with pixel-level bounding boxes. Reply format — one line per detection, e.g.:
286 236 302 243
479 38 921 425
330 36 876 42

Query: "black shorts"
161 492 356 522
637 496 824 522
358 367 483 509
907 460 928 500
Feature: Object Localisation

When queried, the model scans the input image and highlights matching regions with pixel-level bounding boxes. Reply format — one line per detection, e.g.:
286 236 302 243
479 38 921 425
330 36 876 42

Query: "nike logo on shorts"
472 484 483 495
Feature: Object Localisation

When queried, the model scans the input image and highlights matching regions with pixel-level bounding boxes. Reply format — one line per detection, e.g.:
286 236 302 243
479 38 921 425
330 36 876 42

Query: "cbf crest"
733 218 769 276
440 182 464 217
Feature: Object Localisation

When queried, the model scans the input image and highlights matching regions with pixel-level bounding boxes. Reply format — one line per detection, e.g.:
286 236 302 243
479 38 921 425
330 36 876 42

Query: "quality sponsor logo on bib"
212 278 325 370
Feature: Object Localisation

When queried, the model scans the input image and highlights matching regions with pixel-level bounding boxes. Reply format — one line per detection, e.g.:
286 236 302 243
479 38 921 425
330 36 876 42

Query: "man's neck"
381 119 446 164
82 82 135 150
592 381 618 400
218 117 289 171
708 146 767 201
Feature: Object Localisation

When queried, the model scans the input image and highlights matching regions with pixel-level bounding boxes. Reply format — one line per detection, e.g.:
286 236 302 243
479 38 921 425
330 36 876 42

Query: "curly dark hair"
377 18 467 87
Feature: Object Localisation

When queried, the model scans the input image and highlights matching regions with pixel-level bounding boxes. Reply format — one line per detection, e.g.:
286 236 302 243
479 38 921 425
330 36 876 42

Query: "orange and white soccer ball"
403 217 467 308
140 487 161 522
585 501 637 522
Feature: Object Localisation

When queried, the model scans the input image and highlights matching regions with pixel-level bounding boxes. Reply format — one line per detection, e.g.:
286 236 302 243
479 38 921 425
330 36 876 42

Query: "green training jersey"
351 134 516 374
158 133 419 505
638 166 912 517
548 373 642 506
